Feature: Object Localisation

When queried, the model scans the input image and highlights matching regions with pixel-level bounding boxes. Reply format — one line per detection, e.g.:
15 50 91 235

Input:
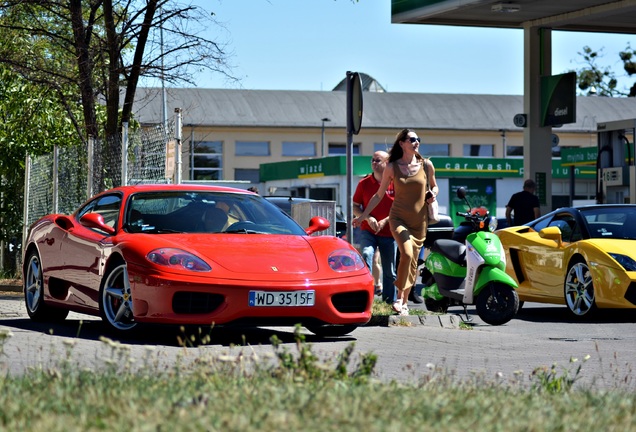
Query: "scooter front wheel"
475 282 519 325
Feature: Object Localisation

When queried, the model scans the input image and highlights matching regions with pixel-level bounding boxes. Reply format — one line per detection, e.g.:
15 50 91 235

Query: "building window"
329 143 360 155
236 141 270 156
192 141 222 180
506 146 523 157
235 168 259 183
282 142 316 157
421 143 450 156
463 144 494 157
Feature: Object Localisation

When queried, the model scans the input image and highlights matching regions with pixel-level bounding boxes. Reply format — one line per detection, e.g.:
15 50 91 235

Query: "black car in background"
264 196 347 238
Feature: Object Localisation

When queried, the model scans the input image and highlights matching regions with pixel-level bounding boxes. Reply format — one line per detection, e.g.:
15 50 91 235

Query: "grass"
0 326 634 431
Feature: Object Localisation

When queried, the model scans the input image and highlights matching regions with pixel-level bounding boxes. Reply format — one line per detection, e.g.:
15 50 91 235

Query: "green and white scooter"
421 187 519 325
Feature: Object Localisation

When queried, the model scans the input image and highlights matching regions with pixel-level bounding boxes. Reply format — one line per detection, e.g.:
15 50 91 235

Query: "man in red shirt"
353 151 396 303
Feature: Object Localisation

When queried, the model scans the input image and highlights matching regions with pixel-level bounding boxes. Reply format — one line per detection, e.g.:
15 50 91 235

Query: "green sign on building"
260 156 596 182
561 147 598 166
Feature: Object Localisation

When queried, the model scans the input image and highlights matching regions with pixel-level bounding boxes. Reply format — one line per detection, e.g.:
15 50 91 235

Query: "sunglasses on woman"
408 137 421 143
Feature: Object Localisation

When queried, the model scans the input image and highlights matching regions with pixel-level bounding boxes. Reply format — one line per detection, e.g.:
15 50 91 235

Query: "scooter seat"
431 239 466 266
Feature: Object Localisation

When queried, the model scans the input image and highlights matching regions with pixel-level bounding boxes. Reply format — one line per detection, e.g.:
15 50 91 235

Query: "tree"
0 63 80 273
0 0 234 187
575 44 636 97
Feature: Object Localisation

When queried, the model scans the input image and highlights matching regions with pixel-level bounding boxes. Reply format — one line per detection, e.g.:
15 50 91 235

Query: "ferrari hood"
177 234 319 274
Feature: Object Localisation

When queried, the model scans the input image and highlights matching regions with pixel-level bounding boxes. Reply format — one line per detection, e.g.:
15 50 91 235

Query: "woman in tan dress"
352 129 438 315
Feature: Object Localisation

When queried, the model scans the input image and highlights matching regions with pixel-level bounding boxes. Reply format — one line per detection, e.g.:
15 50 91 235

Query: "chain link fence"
23 120 174 252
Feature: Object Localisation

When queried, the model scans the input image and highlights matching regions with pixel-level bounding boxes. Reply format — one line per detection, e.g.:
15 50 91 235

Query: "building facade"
133 86 636 218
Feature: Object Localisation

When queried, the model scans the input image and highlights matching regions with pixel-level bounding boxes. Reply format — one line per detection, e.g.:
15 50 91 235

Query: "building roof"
133 87 636 133
331 72 387 92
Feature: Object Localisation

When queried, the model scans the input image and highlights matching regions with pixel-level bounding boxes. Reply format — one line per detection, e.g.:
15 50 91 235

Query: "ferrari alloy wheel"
564 257 596 317
475 282 519 326
99 263 137 332
24 250 69 322
305 324 358 337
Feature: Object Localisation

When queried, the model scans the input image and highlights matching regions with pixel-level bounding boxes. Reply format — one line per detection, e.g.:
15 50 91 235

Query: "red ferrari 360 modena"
23 184 373 337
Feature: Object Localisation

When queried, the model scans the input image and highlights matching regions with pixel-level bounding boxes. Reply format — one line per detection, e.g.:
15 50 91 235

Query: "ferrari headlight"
328 249 365 272
147 248 211 272
608 253 636 271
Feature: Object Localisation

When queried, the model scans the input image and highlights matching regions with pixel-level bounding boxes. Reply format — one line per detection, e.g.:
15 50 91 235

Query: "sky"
186 0 636 96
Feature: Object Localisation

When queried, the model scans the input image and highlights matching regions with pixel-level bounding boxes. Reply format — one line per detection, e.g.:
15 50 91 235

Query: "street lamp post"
321 117 331 157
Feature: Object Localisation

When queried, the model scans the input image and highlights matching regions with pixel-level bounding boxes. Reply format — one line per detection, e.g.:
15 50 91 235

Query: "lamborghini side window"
569 222 583 242
548 214 576 243
532 218 550 232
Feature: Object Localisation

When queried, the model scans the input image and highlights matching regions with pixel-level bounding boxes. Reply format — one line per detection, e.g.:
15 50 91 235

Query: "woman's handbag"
425 159 440 224
427 193 440 224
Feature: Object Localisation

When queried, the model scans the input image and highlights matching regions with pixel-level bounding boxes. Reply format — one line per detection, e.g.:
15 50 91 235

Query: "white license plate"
249 290 315 307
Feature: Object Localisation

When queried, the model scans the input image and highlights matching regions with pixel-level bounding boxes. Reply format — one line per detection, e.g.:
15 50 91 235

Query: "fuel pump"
596 119 636 204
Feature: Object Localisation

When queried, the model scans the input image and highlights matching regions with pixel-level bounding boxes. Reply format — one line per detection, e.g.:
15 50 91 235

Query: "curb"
0 284 21 293
367 313 462 329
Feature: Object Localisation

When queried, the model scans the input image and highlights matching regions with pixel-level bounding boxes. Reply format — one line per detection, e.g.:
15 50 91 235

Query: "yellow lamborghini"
496 204 636 317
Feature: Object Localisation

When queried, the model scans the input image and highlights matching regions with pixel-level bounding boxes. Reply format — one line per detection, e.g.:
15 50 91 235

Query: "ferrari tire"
305 324 357 337
564 257 596 317
475 283 519 326
24 250 69 322
424 297 450 314
99 262 137 332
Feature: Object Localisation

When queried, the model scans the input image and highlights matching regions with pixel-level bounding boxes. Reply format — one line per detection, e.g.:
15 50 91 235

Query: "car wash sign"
260 156 371 181
541 72 576 127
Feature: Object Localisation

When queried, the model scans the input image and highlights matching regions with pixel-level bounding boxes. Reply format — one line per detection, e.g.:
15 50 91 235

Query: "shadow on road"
513 303 636 324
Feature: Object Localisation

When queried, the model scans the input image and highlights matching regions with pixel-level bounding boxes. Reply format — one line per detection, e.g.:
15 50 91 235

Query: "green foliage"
0 66 78 156
0 7 83 272
0 64 82 272
619 43 636 96
269 325 377 382
530 356 588 394
575 44 636 97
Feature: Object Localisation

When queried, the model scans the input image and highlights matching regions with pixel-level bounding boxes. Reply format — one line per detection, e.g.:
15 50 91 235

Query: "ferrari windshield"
581 206 636 240
124 191 308 235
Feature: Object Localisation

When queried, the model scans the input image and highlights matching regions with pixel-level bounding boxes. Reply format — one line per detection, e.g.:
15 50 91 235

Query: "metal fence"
23 121 174 246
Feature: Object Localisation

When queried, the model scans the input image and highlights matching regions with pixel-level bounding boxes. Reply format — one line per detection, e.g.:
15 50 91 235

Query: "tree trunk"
69 0 98 141
121 0 158 127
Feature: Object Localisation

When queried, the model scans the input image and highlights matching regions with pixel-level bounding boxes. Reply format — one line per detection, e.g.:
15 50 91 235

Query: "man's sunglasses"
408 137 421 143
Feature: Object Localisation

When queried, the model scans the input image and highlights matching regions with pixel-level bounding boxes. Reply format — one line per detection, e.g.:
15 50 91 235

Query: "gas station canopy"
392 0 636 209
392 1 636 35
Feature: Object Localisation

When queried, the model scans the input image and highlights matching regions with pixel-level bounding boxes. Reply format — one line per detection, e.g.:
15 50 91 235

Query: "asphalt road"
1 292 635 389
